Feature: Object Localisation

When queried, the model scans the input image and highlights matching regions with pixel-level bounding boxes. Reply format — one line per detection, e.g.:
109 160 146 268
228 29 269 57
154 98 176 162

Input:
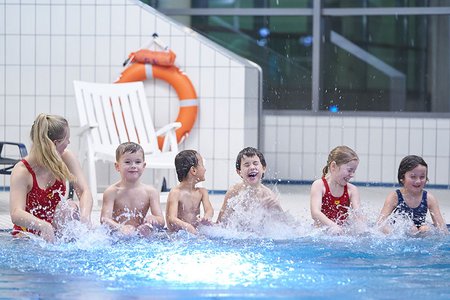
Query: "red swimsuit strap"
21 159 39 187
322 177 348 199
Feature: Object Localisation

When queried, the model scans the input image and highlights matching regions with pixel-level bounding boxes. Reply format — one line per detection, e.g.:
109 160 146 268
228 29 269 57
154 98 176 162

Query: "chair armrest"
155 122 182 136
0 141 28 158
77 123 99 136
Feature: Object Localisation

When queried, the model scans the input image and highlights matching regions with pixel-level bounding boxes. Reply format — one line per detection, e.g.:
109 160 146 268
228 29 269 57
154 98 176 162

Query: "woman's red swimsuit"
12 159 65 235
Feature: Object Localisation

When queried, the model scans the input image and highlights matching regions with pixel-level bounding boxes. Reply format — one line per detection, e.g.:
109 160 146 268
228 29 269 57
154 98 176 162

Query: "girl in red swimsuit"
9 114 93 242
310 145 362 235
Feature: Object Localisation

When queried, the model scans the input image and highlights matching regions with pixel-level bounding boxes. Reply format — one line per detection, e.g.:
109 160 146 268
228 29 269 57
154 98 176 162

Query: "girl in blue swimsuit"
377 155 448 235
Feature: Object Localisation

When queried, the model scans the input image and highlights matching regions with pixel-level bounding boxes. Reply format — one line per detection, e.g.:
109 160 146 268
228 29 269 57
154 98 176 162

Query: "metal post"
312 0 322 112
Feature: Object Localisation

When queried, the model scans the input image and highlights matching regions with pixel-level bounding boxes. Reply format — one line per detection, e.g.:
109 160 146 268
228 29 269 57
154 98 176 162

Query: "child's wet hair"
175 150 199 182
235 147 266 171
322 145 359 177
397 155 428 185
115 142 144 161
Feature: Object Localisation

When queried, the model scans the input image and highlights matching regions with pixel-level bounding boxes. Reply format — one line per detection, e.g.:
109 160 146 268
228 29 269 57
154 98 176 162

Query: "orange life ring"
115 63 198 150
127 49 176 66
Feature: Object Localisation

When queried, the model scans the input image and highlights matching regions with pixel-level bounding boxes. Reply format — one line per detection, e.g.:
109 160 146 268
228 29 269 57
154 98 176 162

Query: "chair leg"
161 177 168 192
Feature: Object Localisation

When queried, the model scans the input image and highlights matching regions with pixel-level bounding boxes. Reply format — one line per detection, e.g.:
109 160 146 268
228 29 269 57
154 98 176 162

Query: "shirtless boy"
217 147 283 223
166 150 213 234
101 142 165 237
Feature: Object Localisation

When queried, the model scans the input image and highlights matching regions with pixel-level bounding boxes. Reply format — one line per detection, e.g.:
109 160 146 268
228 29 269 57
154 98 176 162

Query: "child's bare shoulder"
226 182 245 197
197 186 208 192
197 187 209 196
142 182 157 193
103 182 120 196
426 191 439 205
167 185 182 201
311 178 324 187
142 183 158 200
261 183 274 192
261 184 277 197
346 182 359 193
169 184 182 194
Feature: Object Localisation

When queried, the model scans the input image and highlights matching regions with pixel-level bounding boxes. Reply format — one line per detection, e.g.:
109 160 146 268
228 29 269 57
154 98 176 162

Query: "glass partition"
321 14 438 112
189 15 312 110
144 1 450 113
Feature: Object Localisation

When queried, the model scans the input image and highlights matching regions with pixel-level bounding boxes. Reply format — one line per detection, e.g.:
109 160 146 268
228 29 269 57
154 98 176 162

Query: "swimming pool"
0 226 449 300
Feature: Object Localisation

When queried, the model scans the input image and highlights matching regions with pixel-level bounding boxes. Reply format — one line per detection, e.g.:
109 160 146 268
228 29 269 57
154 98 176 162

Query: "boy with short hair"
166 150 214 234
217 147 283 223
101 142 165 237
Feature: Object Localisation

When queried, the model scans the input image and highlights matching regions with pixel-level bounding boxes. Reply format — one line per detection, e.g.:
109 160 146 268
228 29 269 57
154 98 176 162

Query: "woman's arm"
9 163 55 242
62 149 93 224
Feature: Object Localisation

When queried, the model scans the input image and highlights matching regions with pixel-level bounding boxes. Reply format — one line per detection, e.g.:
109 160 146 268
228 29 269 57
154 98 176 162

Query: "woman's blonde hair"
322 145 359 177
30 113 75 182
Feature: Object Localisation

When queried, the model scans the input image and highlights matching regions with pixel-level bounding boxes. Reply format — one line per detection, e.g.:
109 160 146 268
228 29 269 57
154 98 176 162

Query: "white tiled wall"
0 0 260 192
263 114 450 187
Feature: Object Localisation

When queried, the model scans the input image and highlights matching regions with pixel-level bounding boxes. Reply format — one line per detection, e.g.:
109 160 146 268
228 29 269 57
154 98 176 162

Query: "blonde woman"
9 114 93 242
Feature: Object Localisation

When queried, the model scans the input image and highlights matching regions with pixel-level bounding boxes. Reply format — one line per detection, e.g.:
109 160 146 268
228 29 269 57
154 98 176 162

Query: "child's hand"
119 224 137 236
145 215 163 229
40 222 56 243
196 215 212 226
185 224 198 235
418 224 430 233
137 223 154 237
261 195 282 211
327 224 343 235
378 224 392 235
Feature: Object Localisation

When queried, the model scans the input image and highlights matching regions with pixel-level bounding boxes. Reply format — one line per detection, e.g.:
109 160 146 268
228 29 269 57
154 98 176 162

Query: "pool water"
0 226 449 300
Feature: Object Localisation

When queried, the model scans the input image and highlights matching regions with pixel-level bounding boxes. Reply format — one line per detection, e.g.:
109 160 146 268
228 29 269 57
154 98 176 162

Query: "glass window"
321 15 450 112
144 1 450 113
176 15 313 110
324 0 431 8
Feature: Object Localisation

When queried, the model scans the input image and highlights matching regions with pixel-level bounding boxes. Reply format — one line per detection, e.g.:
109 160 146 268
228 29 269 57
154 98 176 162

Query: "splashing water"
1 187 449 298
0 227 448 299
205 189 304 239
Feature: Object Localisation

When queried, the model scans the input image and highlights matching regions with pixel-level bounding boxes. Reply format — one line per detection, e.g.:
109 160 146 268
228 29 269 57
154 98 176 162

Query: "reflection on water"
0 215 449 299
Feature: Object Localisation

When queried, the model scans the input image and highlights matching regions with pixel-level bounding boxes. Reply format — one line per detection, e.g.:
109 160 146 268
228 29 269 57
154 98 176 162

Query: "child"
217 147 283 223
310 145 361 234
101 142 165 237
377 155 448 235
166 150 213 234
10 113 93 243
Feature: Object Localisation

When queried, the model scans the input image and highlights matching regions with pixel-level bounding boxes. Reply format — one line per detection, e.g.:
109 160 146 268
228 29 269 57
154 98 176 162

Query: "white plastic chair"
73 80 181 197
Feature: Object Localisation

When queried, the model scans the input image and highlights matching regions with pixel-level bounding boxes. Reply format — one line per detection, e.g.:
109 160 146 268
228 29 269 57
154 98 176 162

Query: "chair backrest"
73 81 160 153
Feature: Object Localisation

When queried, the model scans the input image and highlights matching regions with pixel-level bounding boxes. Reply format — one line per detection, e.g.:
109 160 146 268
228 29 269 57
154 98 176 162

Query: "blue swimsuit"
393 189 428 227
